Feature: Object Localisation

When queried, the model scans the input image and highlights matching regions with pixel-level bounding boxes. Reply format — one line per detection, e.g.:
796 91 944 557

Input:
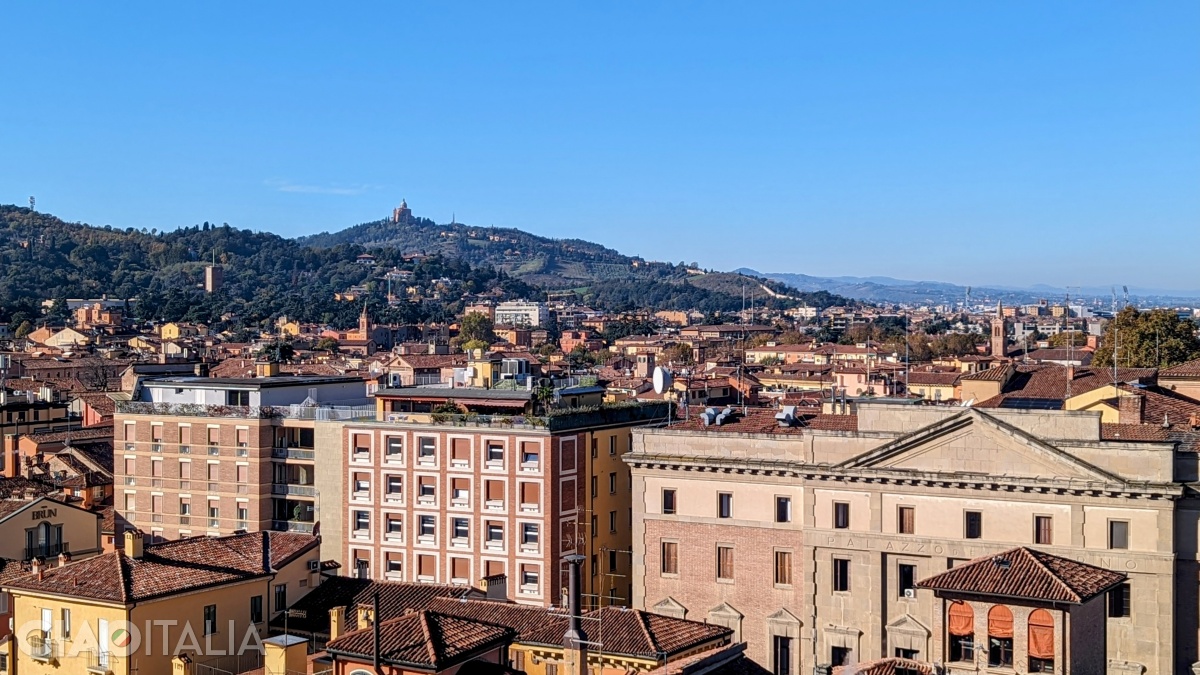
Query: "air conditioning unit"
308 560 321 572
903 588 916 599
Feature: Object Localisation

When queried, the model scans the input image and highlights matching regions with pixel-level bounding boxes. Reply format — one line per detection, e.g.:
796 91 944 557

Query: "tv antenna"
28 196 35 211
1122 285 1129 308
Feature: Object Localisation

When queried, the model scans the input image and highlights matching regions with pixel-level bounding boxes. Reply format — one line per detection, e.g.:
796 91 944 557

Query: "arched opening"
987 605 1014 668
947 601 975 663
1028 609 1055 672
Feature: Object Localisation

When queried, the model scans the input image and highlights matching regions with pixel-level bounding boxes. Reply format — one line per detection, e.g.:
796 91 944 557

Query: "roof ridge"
117 549 133 604
1023 548 1082 603
634 609 659 653
420 609 440 667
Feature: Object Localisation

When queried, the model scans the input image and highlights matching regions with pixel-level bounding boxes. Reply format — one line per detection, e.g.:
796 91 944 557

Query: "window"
386 515 403 535
964 511 982 539
774 550 792 586
1108 582 1131 617
608 549 618 571
487 522 504 542
832 558 850 592
420 515 436 537
453 478 470 503
453 518 469 539
451 438 471 465
775 497 791 523
1109 520 1129 549
661 541 678 575
833 502 850 529
662 489 677 515
386 475 403 497
60 608 71 638
486 443 504 462
521 567 539 587
274 583 287 612
987 605 1014 668
451 557 469 581
387 556 403 576
353 511 370 532
203 605 217 635
716 546 734 579
717 493 732 519
894 648 918 659
590 476 597 498
250 595 263 623
521 523 539 545
419 477 436 498
353 475 370 493
1028 609 1055 673
418 437 436 461
831 647 851 667
386 437 403 459
609 510 617 533
898 506 915 534
948 601 975 662
520 444 539 466
898 563 916 597
772 636 792 675
179 499 191 516
608 472 617 494
1034 515 1053 545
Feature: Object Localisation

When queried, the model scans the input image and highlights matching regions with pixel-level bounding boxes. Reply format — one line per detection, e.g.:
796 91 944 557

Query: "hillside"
0 205 852 331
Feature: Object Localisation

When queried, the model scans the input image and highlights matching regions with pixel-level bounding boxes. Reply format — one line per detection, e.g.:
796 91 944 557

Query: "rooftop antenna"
28 196 35 212
1123 285 1129 308
1111 287 1118 315
964 286 971 313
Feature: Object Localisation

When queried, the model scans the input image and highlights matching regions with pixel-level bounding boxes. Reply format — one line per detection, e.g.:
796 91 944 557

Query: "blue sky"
2 2 1197 289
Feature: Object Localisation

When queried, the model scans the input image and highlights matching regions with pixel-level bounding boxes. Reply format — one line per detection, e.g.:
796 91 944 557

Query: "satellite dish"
652 366 673 395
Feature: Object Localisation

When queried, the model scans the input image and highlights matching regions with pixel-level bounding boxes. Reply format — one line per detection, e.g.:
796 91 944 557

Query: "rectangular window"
521 523 539 545
520 443 539 465
1034 515 1053 545
1109 582 1131 617
386 475 403 496
353 472 370 493
661 541 678 575
520 482 540 507
774 550 792 586
418 554 435 578
354 511 370 532
418 437 436 460
485 480 503 502
716 545 734 579
964 511 982 539
608 472 617 494
662 489 677 515
898 506 915 534
451 557 469 581
487 522 504 542
717 493 732 519
420 515 436 537
453 518 469 539
486 442 504 462
609 510 617 533
236 428 249 448
590 476 597 498
274 583 287 612
61 608 71 638
949 635 975 662
988 636 1013 668
250 595 263 623
453 478 470 502
831 647 851 667
609 436 616 455
207 427 220 447
895 648 918 659
772 636 792 675
451 438 471 464
832 558 850 592
1109 520 1129 549
775 496 791 523
834 502 850 529
386 515 403 535
203 605 217 635
386 437 403 458
236 464 248 484
419 477 436 498
387 554 403 576
898 563 916 597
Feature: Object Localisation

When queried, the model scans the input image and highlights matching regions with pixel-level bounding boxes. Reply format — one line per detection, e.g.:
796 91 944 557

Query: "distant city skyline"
1 2 1196 289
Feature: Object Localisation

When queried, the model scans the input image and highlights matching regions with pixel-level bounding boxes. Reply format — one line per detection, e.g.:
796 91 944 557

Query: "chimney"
329 606 346 641
1066 365 1075 382
31 557 43 580
57 552 70 568
480 573 508 602
1118 393 1145 425
263 634 309 675
255 361 280 378
562 554 588 675
356 604 375 628
125 530 145 560
194 362 210 377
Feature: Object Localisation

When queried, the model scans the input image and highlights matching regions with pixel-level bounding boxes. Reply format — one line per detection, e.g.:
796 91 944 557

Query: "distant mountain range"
737 269 1200 307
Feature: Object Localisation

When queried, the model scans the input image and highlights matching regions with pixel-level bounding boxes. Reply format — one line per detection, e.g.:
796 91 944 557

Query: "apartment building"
113 371 370 540
318 400 669 608
627 402 1200 675
495 301 550 328
0 529 319 675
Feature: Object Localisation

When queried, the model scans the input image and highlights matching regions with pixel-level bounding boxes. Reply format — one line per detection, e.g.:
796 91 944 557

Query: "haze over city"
2 2 1198 288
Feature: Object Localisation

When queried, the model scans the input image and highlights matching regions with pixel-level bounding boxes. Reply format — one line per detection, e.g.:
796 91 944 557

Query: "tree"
757 355 782 367
1047 331 1087 348
660 343 694 365
461 339 489 352
256 341 295 363
1093 307 1200 369
457 313 496 346
315 337 341 353
13 320 32 339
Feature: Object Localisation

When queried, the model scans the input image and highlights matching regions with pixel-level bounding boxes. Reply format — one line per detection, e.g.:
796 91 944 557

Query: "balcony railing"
84 649 113 673
28 635 56 662
271 447 315 460
271 483 316 497
24 542 68 561
272 520 315 534
116 401 374 421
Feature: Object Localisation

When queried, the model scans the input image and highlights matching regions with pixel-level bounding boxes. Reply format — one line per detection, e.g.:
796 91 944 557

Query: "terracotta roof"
960 366 1011 382
1162 358 1200 378
905 372 960 387
3 531 318 603
22 423 114 445
396 354 468 370
271 576 479 636
426 597 565 645
833 658 934 675
326 610 514 669
917 546 1125 604
75 393 117 417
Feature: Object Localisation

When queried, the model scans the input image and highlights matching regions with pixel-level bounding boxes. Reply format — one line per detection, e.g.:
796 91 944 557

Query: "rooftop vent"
775 405 799 427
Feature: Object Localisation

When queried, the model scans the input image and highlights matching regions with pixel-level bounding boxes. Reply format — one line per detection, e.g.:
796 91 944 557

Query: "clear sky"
2 2 1197 289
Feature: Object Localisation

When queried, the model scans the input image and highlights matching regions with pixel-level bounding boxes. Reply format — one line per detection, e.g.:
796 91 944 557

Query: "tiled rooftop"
326 610 514 670
916 546 1125 604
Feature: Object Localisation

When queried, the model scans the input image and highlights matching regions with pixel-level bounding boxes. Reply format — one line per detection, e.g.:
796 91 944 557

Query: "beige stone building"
626 402 1200 675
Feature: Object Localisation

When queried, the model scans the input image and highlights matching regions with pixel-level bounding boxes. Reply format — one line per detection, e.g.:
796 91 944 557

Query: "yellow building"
1 530 320 675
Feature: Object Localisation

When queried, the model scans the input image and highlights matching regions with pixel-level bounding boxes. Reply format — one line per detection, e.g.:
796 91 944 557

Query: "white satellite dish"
652 366 673 395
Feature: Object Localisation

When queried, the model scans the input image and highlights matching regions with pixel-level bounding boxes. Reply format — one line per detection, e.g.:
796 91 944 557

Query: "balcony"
273 520 315 534
28 635 56 662
271 483 316 497
84 649 113 674
178 445 191 454
271 447 315 460
24 542 68 561
116 400 375 421
150 443 162 453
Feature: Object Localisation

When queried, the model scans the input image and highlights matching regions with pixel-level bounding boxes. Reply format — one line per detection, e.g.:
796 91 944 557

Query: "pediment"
653 597 687 617
886 613 930 637
766 608 801 626
836 409 1120 483
708 602 743 620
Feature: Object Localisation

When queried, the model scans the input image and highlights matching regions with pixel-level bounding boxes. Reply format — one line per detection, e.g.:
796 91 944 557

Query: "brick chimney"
31 557 43 580
1119 393 1145 425
479 573 508 602
57 552 71 568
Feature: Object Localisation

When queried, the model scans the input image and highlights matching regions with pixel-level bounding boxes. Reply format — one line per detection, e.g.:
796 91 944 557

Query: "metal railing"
272 520 315 534
271 483 317 497
27 635 56 661
271 447 315 460
83 649 113 673
116 400 374 421
24 542 68 560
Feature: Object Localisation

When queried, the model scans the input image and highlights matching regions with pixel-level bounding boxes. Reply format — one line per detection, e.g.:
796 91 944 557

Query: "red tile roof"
833 658 934 675
917 547 1125 604
272 577 480 636
3 531 318 603
326 610 514 670
1162 358 1200 378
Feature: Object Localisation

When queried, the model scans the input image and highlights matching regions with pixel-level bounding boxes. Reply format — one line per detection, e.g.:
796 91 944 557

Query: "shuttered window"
716 546 734 579
520 482 540 506
1034 516 1052 545
661 541 678 575
898 506 915 534
774 550 792 585
451 438 471 462
486 480 504 501
418 555 435 578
